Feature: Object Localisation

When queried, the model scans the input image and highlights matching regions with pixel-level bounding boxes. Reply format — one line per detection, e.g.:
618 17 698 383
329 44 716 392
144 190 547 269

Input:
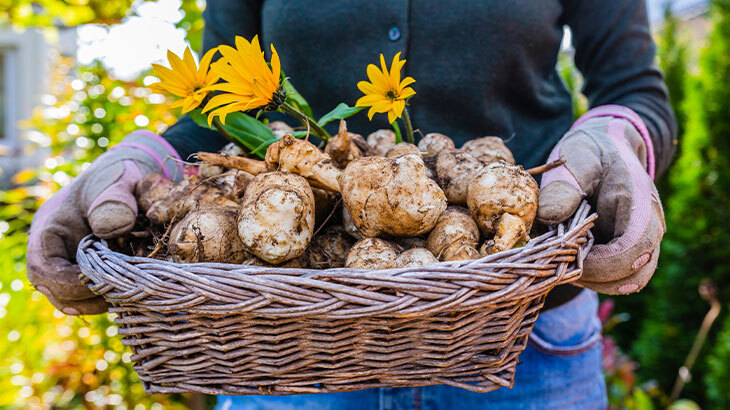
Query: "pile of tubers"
132 120 539 270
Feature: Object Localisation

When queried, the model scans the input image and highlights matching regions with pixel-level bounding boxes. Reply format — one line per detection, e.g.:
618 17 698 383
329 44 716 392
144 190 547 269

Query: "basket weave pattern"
77 202 596 395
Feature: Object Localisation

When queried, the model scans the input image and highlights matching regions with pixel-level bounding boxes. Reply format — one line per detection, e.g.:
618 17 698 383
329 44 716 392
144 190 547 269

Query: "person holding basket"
27 1 674 408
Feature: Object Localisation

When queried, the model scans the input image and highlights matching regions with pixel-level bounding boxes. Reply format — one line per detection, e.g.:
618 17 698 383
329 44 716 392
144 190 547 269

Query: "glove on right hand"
537 106 666 295
26 131 182 315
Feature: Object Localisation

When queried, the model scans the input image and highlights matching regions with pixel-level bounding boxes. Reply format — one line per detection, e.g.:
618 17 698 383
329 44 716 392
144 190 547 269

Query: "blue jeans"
216 290 606 410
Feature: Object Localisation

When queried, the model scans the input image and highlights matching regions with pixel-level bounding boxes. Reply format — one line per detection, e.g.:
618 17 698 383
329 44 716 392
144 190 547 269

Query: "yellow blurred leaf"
11 168 36 185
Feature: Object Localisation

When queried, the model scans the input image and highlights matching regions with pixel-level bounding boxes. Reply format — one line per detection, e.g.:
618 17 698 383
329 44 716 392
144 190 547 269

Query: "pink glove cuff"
108 130 183 180
572 105 655 180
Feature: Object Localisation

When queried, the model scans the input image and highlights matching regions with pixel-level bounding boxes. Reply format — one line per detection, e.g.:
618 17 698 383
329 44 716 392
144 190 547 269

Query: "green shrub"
0 57 186 409
628 0 730 405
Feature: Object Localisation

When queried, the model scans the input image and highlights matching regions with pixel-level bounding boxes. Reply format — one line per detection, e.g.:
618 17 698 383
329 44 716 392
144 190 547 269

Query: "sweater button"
388 27 401 41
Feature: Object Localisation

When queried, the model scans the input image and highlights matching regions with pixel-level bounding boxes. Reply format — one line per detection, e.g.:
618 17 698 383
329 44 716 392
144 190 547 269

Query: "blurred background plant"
0 0 204 408
0 0 728 408
0 51 189 410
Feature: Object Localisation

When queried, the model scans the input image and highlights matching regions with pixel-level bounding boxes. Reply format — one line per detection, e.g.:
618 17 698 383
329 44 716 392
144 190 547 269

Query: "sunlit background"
0 0 727 409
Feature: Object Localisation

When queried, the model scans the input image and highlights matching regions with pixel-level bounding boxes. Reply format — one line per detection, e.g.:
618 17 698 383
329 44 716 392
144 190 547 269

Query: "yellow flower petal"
356 94 387 107
203 93 244 112
389 52 405 88
371 100 393 114
152 63 189 90
367 105 379 120
379 54 389 79
252 78 272 101
388 110 398 124
399 87 416 100
156 82 189 98
399 76 416 89
167 49 196 85
357 80 380 96
243 97 269 111
198 47 218 82
182 47 197 77
181 97 199 114
366 63 389 91
270 44 281 87
392 99 405 118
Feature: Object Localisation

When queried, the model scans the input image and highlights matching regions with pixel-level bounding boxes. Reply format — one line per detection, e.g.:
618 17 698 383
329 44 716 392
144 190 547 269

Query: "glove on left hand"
26 130 183 315
537 105 666 295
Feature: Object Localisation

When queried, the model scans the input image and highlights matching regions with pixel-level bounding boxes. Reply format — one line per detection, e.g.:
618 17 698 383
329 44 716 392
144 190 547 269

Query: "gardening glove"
537 105 666 295
27 131 183 315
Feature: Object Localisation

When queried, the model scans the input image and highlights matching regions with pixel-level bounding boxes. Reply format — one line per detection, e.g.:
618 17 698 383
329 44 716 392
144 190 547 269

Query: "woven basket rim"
77 202 596 320
81 201 596 273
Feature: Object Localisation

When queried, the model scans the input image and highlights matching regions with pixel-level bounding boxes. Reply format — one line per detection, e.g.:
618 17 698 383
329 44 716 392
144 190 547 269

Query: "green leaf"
632 388 654 410
282 76 314 119
222 111 276 139
188 109 212 129
317 103 365 127
188 109 276 159
250 138 279 155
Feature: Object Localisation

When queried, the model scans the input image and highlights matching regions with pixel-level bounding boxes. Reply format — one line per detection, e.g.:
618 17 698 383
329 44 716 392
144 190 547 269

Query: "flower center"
386 90 398 101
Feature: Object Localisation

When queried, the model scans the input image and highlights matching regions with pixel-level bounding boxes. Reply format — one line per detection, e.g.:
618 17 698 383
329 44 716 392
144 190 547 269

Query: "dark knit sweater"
162 0 676 175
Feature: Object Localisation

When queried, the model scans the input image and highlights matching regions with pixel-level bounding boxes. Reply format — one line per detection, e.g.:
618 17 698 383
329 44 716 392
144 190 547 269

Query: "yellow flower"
151 47 219 114
355 52 416 124
202 35 282 125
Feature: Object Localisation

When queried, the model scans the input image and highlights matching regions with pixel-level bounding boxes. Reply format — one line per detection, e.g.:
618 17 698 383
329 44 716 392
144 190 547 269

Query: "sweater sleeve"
562 0 677 176
161 0 262 159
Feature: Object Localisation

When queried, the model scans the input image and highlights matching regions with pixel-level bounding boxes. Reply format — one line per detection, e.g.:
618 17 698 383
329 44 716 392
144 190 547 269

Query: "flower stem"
402 106 415 144
391 121 403 144
211 116 243 148
280 101 331 140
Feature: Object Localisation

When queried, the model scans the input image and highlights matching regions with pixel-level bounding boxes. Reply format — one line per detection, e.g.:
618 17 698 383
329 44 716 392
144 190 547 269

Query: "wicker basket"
77 202 596 396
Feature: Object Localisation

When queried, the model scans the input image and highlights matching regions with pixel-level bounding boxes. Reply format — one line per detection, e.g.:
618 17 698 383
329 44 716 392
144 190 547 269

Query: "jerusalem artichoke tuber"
467 162 538 253
237 171 316 264
461 136 515 164
340 154 448 237
426 206 481 261
396 248 439 267
345 238 402 269
418 133 455 157
168 207 248 264
366 129 397 157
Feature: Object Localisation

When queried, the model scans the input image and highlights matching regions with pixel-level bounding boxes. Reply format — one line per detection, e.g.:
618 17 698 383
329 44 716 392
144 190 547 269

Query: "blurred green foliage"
609 0 730 407
0 0 206 406
0 0 203 32
0 0 136 27
0 57 186 408
557 1 730 407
